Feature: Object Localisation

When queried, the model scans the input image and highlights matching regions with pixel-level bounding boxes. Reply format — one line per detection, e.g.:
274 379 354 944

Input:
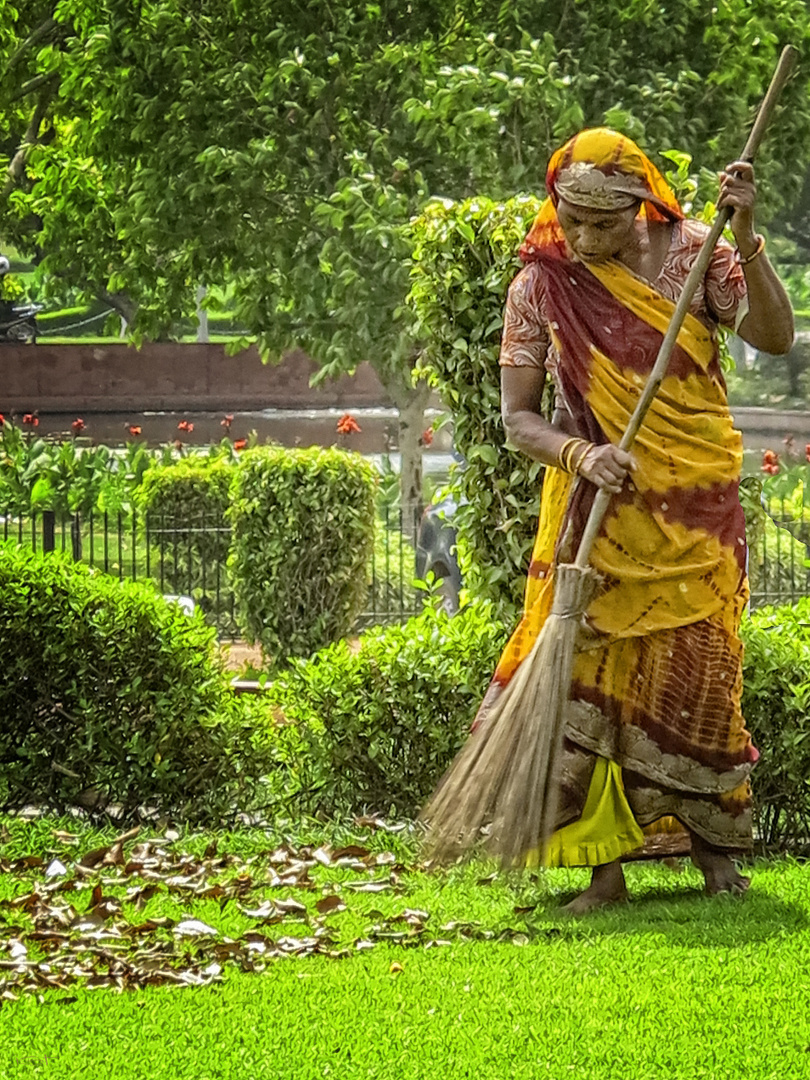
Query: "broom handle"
573 43 798 571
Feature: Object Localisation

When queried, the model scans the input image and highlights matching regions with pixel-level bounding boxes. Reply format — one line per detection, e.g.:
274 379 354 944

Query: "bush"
228 446 376 663
0 543 265 824
408 195 548 623
138 455 237 627
263 600 508 818
260 589 810 852
0 421 154 517
741 597 810 852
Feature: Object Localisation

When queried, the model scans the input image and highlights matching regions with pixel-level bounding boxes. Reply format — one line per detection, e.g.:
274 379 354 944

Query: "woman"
494 128 793 913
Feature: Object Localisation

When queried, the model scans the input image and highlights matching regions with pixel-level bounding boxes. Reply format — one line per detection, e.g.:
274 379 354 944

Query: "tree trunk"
96 288 138 327
388 379 431 540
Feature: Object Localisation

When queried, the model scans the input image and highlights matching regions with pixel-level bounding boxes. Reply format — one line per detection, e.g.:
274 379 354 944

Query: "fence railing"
0 506 426 639
2 491 809 639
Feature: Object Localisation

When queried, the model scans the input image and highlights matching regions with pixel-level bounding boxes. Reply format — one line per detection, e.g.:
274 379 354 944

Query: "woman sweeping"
493 127 793 913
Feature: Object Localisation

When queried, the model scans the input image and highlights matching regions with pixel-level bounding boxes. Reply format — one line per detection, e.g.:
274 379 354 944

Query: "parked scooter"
0 255 41 343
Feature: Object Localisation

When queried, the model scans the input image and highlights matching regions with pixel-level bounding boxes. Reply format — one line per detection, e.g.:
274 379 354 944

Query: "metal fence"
2 490 808 639
0 506 425 638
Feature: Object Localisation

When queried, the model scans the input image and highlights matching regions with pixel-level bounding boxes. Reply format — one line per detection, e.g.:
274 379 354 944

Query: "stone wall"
1 342 392 413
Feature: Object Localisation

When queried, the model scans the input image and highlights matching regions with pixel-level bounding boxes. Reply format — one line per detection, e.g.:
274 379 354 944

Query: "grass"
1 813 810 1079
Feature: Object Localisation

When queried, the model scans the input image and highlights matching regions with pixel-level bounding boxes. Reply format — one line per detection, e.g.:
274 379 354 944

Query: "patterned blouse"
499 219 748 397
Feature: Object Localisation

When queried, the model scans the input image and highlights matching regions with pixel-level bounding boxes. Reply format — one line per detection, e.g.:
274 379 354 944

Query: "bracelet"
557 437 594 475
556 437 582 473
570 442 593 475
735 234 766 266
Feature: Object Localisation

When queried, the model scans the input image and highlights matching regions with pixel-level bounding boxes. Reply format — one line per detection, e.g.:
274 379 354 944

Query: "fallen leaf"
173 919 219 938
344 881 391 893
332 845 370 860
315 895 347 915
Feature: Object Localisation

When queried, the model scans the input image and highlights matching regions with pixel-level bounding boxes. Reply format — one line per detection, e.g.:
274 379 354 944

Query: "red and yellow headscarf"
520 128 684 261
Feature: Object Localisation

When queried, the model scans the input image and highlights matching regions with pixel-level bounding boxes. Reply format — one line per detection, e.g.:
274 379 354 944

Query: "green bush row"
257 596 810 854
126 446 378 663
6 532 807 851
0 543 269 824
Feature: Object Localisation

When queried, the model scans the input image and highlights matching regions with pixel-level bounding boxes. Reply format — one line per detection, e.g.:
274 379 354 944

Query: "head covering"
520 128 684 261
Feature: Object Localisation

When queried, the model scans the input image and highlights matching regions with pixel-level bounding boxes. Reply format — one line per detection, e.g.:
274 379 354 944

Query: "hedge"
741 596 810 852
228 446 377 663
260 594 810 852
263 599 509 818
407 195 546 623
138 455 237 627
0 543 265 824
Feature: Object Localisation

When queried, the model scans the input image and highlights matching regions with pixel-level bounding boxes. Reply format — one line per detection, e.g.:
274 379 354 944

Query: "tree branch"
3 85 55 198
9 70 59 103
2 16 60 80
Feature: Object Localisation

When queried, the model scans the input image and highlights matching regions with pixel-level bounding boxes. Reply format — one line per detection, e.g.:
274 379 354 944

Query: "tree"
3 0 810 517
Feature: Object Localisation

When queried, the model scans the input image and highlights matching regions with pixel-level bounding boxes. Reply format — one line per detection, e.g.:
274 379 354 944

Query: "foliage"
137 454 237 623
0 543 264 823
3 1 810 364
263 600 508 818
0 419 154 517
741 597 810 851
740 473 810 603
228 446 376 663
760 446 810 544
4 1 809 510
409 195 546 620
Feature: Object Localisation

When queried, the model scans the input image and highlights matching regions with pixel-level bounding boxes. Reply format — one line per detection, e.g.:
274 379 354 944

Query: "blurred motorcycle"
0 255 41 343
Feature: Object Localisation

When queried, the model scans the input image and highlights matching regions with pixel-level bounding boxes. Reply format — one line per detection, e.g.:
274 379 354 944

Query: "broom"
419 44 798 871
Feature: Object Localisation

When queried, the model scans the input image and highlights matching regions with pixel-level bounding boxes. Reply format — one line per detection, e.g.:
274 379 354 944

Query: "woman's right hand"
578 444 636 494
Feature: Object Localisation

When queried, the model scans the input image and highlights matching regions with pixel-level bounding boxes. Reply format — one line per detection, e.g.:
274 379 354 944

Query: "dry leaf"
315 895 346 915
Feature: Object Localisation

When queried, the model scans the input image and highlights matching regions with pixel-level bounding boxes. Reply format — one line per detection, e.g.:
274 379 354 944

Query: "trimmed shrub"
0 543 264 824
408 195 547 623
741 597 810 853
263 600 508 818
138 456 237 627
259 591 810 851
228 446 376 663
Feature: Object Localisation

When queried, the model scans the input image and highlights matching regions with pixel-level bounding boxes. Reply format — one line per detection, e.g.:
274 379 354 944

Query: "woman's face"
556 198 639 263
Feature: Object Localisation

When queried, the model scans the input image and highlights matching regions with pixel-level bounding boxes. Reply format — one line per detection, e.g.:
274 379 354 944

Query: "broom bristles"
419 563 601 870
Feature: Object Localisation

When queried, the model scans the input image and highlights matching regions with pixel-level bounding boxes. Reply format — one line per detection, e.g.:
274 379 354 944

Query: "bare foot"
561 860 628 915
690 832 750 896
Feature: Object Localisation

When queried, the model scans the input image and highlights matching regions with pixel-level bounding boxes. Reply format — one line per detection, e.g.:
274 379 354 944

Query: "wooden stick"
573 44 798 572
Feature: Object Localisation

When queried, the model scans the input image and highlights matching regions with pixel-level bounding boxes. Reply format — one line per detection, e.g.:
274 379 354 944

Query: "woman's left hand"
718 160 757 253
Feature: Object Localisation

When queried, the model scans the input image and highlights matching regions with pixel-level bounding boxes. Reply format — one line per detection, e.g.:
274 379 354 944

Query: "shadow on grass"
531 872 808 948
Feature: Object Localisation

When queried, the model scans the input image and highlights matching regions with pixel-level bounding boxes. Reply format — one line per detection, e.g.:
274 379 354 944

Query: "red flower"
806 443 810 463
71 418 85 434
0 413 5 426
420 427 434 448
22 413 38 427
127 424 142 437
221 414 234 429
177 420 194 433
336 413 361 435
233 437 247 451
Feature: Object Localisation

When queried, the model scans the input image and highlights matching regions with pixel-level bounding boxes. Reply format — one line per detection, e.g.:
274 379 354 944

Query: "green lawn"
1 815 809 1079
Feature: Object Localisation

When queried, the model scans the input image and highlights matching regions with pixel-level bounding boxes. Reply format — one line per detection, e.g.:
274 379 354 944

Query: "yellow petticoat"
525 757 645 869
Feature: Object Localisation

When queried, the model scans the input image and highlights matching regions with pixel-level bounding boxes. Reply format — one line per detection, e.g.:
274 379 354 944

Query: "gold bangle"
562 438 587 474
571 442 593 475
556 437 580 473
736 234 765 266
557 437 592 474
